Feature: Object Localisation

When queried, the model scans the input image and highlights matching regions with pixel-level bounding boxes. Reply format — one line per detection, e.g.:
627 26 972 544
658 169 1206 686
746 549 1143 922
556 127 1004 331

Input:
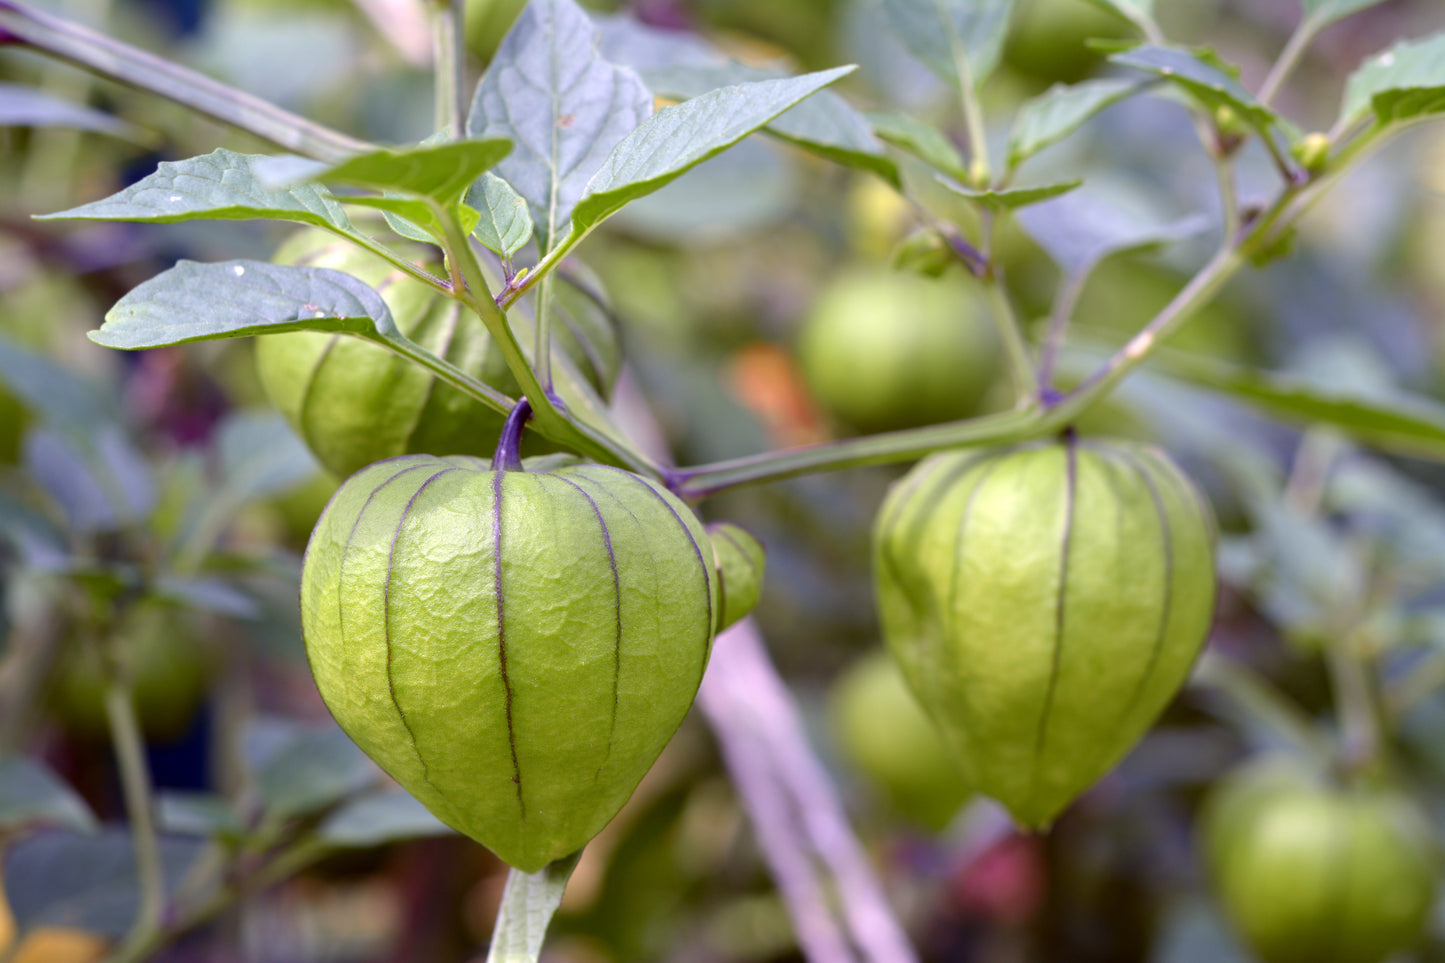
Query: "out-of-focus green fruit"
51 607 207 742
1007 0 1130 84
829 650 970 830
255 230 619 479
797 267 999 434
1202 760 1439 963
874 436 1217 828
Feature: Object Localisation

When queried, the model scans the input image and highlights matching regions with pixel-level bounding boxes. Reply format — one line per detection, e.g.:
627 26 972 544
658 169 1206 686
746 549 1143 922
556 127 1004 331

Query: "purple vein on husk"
1030 441 1077 810
555 475 622 778
383 466 459 791
581 466 715 669
493 469 525 818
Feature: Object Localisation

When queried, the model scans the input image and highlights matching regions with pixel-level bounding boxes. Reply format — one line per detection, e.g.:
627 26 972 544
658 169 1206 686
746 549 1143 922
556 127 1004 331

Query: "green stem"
956 60 990 185
1037 264 1093 390
983 268 1040 402
1257 17 1317 109
1325 628 1384 776
0 1 372 162
485 853 583 963
103 674 165 961
533 272 555 394
1190 652 1332 765
429 0 467 137
371 328 515 416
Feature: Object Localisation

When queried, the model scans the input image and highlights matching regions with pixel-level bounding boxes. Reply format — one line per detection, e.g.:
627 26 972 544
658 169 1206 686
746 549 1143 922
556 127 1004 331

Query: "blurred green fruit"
797 267 999 434
255 230 619 479
707 522 766 633
829 650 971 831
1202 760 1439 963
51 607 208 743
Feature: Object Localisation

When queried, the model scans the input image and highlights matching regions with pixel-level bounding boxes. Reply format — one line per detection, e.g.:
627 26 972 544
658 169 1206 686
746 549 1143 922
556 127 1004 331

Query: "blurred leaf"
38 149 352 230
0 334 117 436
486 851 583 963
24 427 155 533
156 792 245 840
256 726 378 821
468 172 534 257
0 492 68 572
637 61 898 187
0 758 98 834
467 0 653 250
1078 0 1158 35
152 575 258 617
3 831 207 939
939 177 1082 211
0 84 145 139
318 789 454 848
91 260 396 350
1302 0 1388 31
570 68 855 237
1007 78 1144 169
311 139 513 207
881 0 1014 88
215 410 321 503
866 111 967 179
1152 898 1250 963
1110 45 1281 133
1015 187 1211 273
1338 33 1445 129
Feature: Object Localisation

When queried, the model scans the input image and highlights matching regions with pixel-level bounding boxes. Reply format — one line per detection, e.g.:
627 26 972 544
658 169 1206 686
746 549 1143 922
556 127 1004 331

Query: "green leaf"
0 333 118 435
1008 78 1144 168
256 726 378 821
1078 0 1158 35
1302 0 1387 31
468 172 534 257
485 852 583 963
156 792 245 840
881 0 1014 88
467 0 653 250
345 194 482 241
91 260 397 350
639 63 898 187
319 790 454 848
316 139 513 207
1015 188 1212 272
0 757 98 834
867 111 968 179
1338 34 1445 130
1110 45 1280 132
570 67 854 236
939 177 1083 211
0 84 146 140
37 149 352 230
1146 348 1445 462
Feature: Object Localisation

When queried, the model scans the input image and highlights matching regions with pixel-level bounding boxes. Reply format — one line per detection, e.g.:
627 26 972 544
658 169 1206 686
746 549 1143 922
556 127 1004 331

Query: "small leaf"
467 0 654 250
1015 187 1212 273
1008 78 1145 168
867 111 968 179
319 790 454 848
0 333 118 435
256 726 378 821
571 67 854 236
1146 348 1445 462
0 84 145 140
4 831 207 939
485 852 583 963
0 491 70 572
214 410 320 503
1110 45 1280 133
0 758 98 834
157 792 245 840
25 427 156 533
91 260 396 350
315 139 513 207
468 172 534 257
1302 0 1387 31
1338 34 1445 130
939 177 1083 211
38 149 352 231
881 0 1014 89
1078 0 1158 35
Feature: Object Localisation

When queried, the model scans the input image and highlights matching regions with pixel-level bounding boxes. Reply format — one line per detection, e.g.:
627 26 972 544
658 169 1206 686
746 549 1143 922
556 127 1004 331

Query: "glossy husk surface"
873 437 1217 828
300 455 717 872
1202 761 1438 963
255 231 619 479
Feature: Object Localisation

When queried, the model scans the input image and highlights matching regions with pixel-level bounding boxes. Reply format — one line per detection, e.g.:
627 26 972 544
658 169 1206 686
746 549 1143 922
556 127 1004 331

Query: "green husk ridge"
872 435 1218 828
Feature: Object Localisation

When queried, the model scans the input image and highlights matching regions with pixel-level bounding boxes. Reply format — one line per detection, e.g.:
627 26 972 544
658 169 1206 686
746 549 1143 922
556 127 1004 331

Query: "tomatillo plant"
8 0 1445 959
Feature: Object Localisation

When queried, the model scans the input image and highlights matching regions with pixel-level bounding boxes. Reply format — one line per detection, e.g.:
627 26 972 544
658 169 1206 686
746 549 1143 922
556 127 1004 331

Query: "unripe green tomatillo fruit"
707 521 765 632
300 433 717 872
829 649 971 831
1202 759 1438 963
873 436 1217 828
796 267 999 435
255 230 619 478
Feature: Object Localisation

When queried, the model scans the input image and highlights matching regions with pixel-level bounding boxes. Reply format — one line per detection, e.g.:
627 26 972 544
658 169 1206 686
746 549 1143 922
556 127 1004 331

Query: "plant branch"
104 674 165 961
429 0 467 138
1037 264 1093 391
485 853 584 962
1257 18 1317 109
0 1 372 162
983 268 1040 402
